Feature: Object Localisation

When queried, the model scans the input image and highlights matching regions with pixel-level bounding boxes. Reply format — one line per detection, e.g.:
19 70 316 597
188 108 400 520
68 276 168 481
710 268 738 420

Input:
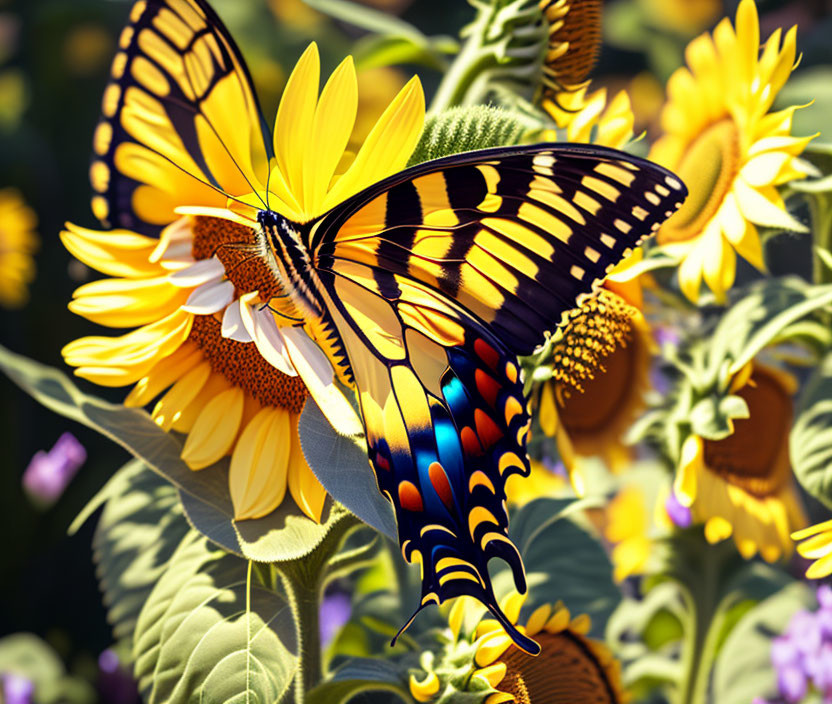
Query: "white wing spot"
655 184 670 196
645 192 660 206
600 233 616 248
570 265 585 280
632 205 649 221
666 176 683 190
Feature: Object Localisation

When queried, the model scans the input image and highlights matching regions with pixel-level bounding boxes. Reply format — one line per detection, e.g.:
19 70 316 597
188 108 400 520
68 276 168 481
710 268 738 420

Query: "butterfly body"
91 0 688 654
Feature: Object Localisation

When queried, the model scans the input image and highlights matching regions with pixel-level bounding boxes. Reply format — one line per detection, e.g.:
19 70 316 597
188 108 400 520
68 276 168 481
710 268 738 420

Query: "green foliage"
92 461 190 652
0 634 96 704
0 344 358 563
307 658 409 704
132 537 296 703
712 581 814 704
298 400 397 539
791 351 832 510
407 105 528 166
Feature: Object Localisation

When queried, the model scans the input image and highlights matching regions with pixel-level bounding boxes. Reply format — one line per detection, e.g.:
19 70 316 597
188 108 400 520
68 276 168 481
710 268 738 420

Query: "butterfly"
90 0 686 653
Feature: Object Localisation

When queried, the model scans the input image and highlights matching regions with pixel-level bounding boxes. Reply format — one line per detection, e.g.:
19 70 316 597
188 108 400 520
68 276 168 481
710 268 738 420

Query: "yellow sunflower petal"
69 275 189 327
792 519 832 541
322 75 424 211
274 42 320 201
124 342 203 407
675 435 702 506
476 661 508 688
151 360 212 431
287 413 327 522
181 386 245 469
229 406 291 520
302 55 358 216
806 553 832 580
60 224 160 278
795 532 832 560
409 671 440 703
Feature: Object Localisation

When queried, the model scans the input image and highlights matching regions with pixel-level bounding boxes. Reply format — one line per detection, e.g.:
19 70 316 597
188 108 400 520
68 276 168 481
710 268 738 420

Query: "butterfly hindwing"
91 0 270 234
310 144 686 647
313 268 538 651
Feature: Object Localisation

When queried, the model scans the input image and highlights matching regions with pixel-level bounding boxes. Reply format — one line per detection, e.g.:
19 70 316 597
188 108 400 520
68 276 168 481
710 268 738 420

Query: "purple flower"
665 489 692 528
23 432 86 506
97 649 139 704
778 665 808 703
2 673 34 704
319 589 351 648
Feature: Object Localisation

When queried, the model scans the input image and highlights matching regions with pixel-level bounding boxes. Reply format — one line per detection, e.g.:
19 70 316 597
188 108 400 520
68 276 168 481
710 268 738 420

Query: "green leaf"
354 33 456 72
705 279 832 383
791 351 832 509
307 658 409 704
303 0 427 41
0 633 95 704
92 461 191 652
133 536 297 703
688 395 749 440
493 498 620 639
299 400 397 540
408 106 527 166
0 345 341 563
712 581 814 704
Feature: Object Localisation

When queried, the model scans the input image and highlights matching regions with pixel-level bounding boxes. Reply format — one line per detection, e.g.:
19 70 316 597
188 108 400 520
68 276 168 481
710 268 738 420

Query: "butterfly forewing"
91 0 271 233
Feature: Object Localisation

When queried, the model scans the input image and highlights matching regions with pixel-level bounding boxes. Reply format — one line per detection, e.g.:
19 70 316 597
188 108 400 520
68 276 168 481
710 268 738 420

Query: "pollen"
188 315 308 413
191 215 282 301
550 289 635 393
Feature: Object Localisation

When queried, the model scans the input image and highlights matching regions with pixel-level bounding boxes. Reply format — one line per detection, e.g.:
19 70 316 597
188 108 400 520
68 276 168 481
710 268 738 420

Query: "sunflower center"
191 215 282 301
658 119 739 244
499 631 620 703
703 368 792 497
187 311 308 414
550 290 636 393
541 0 602 89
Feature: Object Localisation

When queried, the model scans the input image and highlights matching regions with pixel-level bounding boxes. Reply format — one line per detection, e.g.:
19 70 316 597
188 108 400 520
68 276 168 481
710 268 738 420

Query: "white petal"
221 300 252 342
250 306 297 377
158 241 196 267
281 327 363 436
150 217 192 263
182 279 235 315
168 256 225 288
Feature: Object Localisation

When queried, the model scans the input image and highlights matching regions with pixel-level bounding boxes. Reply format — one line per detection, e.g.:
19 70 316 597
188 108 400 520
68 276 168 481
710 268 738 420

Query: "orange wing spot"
376 454 390 471
469 470 496 494
475 408 503 449
428 461 454 509
461 426 484 457
504 395 524 427
398 481 424 512
475 368 501 409
505 361 518 383
474 338 500 371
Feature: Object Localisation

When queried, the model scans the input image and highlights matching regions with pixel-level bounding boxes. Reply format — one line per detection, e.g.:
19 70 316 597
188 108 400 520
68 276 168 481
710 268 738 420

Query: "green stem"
676 542 725 704
429 38 496 113
273 507 362 703
810 192 832 285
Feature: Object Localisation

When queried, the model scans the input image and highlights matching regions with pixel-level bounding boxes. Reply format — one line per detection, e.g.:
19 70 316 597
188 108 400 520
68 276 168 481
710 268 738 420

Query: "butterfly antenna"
265 159 273 212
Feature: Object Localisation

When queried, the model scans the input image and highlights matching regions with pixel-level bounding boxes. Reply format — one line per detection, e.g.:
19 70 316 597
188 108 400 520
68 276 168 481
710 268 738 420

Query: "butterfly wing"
90 0 271 233
309 143 686 649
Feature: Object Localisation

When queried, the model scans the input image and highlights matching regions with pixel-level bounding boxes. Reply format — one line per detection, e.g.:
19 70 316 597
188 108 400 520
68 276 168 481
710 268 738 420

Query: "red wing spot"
475 408 503 449
475 369 501 409
474 338 500 372
376 454 390 471
461 426 484 457
398 481 424 512
428 461 454 509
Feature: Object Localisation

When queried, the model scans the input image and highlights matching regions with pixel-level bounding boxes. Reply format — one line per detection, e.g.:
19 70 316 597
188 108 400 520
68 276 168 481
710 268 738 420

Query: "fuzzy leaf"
133 536 296 703
791 351 832 509
0 345 341 563
93 461 190 651
307 658 409 704
299 400 397 540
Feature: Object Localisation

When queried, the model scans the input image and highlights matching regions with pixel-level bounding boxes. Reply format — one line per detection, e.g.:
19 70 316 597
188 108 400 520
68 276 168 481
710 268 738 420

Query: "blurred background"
0 0 830 700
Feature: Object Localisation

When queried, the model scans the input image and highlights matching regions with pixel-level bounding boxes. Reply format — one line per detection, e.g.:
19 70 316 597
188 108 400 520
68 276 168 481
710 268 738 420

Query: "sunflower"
409 592 628 704
604 486 651 582
673 363 806 561
538 0 602 116
649 0 812 303
637 0 723 37
0 188 37 308
792 521 832 580
63 44 425 521
505 459 569 506
536 278 653 492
